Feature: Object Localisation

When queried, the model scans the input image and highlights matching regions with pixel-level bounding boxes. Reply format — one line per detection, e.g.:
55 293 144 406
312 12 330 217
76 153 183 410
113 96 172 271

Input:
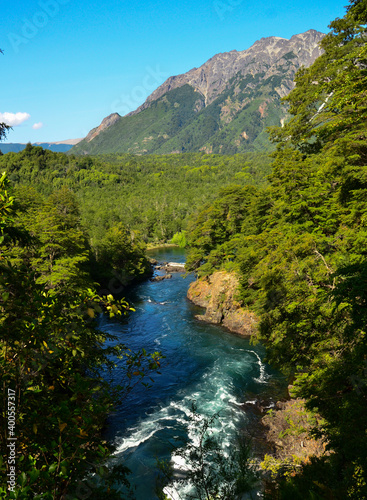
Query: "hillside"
70 30 324 156
0 139 82 154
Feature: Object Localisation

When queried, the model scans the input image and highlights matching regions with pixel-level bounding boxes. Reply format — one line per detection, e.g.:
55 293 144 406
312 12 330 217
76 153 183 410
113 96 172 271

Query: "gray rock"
130 30 324 113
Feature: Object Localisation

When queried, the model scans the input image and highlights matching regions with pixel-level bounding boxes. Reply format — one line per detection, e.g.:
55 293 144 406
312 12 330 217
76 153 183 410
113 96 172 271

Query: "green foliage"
91 222 151 288
9 186 91 291
0 124 10 144
0 171 15 240
185 183 267 275
0 147 271 249
170 230 187 248
261 454 301 481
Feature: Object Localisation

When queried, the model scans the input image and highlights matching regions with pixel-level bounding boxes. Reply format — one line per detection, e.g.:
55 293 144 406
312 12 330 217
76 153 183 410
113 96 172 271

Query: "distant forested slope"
0 142 74 153
0 146 271 246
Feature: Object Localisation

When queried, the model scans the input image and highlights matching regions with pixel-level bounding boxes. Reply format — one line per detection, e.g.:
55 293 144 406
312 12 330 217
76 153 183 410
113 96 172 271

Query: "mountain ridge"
71 29 324 156
130 29 324 114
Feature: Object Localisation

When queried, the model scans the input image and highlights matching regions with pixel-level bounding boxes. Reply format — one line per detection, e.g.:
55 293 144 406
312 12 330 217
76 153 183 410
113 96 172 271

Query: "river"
99 247 281 499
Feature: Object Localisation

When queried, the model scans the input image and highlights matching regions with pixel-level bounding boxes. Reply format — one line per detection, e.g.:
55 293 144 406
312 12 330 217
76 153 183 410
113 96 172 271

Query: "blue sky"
1 0 347 143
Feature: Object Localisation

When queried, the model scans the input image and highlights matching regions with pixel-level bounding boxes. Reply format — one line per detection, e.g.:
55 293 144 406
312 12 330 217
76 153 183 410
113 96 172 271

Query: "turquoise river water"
100 247 281 499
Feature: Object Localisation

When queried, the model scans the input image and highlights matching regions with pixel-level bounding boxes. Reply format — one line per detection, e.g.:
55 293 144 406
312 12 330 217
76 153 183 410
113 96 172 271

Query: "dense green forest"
0 147 270 246
186 1 367 497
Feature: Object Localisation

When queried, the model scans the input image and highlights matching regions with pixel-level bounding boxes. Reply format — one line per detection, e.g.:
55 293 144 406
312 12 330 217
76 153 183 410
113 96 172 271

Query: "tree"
5 186 90 290
0 122 10 143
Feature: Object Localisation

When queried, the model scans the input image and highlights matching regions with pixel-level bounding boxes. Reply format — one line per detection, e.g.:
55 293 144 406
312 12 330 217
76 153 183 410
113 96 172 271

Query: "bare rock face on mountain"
71 30 324 156
84 113 121 143
131 30 324 113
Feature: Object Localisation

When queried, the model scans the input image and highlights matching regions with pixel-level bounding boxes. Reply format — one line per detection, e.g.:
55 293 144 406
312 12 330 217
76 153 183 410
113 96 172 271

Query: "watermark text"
8 0 71 53
7 388 17 492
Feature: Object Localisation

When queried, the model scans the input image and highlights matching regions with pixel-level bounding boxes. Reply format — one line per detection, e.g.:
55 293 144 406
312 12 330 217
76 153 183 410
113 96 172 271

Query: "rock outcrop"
150 274 172 282
155 262 186 273
85 113 121 143
187 271 258 336
260 398 326 462
150 261 185 281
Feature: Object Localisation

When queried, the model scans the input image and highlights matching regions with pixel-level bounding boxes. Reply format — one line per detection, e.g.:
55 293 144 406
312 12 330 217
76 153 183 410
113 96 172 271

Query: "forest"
1 0 367 498
0 147 270 251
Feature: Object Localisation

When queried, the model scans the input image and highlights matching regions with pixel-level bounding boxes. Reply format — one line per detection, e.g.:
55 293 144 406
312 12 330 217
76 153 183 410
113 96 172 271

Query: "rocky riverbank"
187 270 327 486
149 260 186 281
187 270 258 336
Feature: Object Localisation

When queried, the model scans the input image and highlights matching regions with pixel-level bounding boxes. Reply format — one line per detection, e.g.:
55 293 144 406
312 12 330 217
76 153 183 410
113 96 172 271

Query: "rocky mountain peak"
129 30 324 115
72 29 326 156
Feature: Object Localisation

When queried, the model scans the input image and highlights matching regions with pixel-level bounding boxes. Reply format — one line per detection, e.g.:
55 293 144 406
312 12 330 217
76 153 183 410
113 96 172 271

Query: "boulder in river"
150 274 173 282
155 262 185 273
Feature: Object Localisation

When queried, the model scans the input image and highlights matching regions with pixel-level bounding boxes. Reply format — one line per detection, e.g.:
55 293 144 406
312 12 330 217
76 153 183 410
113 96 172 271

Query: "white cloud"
32 122 43 130
0 112 31 127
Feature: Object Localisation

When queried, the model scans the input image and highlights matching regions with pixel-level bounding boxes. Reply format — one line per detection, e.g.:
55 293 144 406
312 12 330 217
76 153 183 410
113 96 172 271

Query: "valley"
1 1 367 498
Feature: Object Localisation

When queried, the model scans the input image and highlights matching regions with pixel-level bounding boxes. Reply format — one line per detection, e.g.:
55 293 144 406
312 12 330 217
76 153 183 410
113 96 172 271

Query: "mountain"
71 30 324 156
1 139 83 154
